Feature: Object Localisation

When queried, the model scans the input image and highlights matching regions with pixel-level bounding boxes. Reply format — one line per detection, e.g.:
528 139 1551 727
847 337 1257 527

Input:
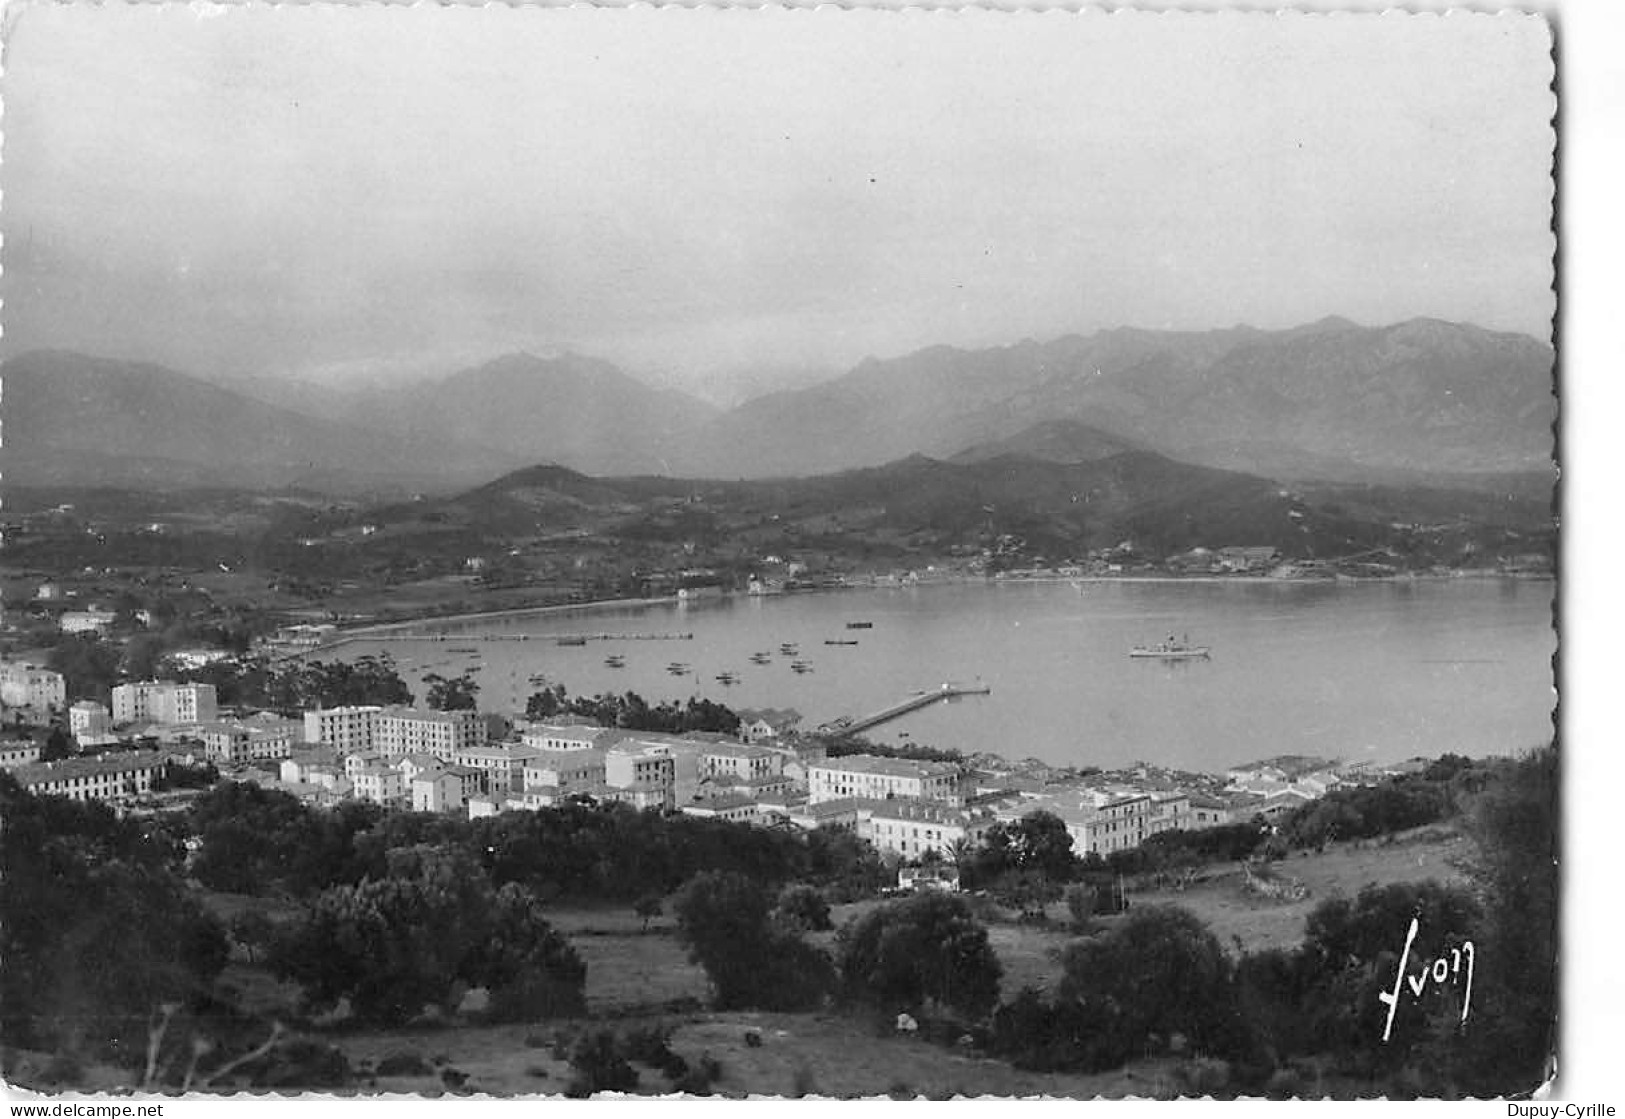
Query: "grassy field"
1127 824 1474 955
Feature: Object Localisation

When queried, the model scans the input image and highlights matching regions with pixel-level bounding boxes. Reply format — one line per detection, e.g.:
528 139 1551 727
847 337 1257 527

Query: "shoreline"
309 568 1552 652
329 595 683 640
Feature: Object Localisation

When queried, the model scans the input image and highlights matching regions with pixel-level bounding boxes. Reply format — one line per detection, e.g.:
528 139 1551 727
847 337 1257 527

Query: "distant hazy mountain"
429 449 1444 562
640 362 842 409
326 352 720 477
668 318 1555 486
0 350 520 493
948 419 1145 465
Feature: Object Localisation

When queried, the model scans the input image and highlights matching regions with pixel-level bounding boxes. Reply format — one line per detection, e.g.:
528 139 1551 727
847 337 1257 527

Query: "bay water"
328 578 1556 773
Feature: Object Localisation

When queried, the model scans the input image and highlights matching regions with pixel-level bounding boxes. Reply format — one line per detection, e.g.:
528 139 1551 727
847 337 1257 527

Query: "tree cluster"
982 747 1557 1098
188 789 890 905
525 685 740 736
270 845 585 1027
672 871 834 1012
0 772 226 1064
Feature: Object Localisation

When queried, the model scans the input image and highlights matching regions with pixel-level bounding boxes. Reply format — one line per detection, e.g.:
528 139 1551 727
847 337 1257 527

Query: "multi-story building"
302 706 383 753
453 743 541 796
59 610 116 636
12 749 164 802
196 719 299 766
395 753 445 785
112 681 218 726
521 722 620 753
351 763 405 807
859 798 997 860
522 748 606 802
68 701 117 747
0 741 43 770
0 663 66 710
344 751 385 781
412 772 466 813
700 742 785 783
375 707 480 761
604 741 676 811
808 754 961 806
680 794 760 824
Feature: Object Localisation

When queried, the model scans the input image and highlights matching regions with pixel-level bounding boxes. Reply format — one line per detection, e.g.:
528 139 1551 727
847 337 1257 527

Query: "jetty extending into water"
819 681 992 737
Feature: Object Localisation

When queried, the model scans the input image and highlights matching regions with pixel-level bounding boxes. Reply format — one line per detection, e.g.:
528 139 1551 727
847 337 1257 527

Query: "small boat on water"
714 672 739 685
557 636 588 646
791 661 813 674
825 639 859 646
604 655 626 668
1130 635 1210 660
779 643 799 655
846 621 873 630
749 652 773 665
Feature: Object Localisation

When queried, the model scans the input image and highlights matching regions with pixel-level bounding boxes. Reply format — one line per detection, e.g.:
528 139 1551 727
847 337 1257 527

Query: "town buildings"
375 707 481 760
197 718 300 766
11 750 164 802
0 741 43 770
68 701 117 748
303 705 383 753
112 681 218 725
0 663 66 710
808 754 962 806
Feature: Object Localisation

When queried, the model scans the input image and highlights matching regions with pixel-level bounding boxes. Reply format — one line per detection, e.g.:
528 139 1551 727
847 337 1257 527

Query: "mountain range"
665 317 1555 483
0 317 1555 496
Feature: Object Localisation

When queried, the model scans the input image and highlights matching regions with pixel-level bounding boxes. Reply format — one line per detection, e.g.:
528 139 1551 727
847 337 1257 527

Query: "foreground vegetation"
1 746 1554 1097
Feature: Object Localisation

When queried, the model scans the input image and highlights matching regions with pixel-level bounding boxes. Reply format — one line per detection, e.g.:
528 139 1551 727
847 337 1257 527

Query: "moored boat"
1130 635 1210 659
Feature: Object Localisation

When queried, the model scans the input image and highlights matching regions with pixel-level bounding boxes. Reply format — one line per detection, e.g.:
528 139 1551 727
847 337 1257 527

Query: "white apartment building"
302 706 383 753
112 681 218 726
604 741 676 811
412 772 466 813
0 663 66 710
522 748 606 801
701 742 785 783
375 707 480 761
453 743 541 795
59 610 116 636
13 750 164 803
808 754 961 806
197 719 299 766
522 722 620 753
860 799 997 861
68 701 116 746
352 763 405 806
0 741 42 770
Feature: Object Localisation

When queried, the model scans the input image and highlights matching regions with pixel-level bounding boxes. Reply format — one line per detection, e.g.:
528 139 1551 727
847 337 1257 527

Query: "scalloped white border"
0 1 1602 1113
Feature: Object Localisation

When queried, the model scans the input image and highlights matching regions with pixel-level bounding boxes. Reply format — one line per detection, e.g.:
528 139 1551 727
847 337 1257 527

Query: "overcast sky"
1 5 1555 391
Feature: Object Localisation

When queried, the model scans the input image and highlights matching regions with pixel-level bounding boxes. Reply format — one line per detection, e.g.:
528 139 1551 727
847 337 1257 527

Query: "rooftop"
379 706 478 725
13 748 165 785
812 754 960 779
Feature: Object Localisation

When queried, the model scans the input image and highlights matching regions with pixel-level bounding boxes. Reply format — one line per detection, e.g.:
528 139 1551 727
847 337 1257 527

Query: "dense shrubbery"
992 906 1242 1073
837 892 1003 1020
0 772 229 1066
190 791 889 904
672 871 835 1012
1277 777 1451 849
270 846 585 1028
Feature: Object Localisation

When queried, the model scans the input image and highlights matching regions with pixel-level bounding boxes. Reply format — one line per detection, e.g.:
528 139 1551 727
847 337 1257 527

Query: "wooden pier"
819 682 992 737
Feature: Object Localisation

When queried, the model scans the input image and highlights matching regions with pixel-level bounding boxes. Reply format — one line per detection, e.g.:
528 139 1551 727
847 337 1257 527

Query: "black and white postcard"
0 0 1575 1104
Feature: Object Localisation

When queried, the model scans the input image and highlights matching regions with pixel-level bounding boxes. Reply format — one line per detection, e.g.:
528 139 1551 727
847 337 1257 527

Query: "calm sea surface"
326 579 1556 773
